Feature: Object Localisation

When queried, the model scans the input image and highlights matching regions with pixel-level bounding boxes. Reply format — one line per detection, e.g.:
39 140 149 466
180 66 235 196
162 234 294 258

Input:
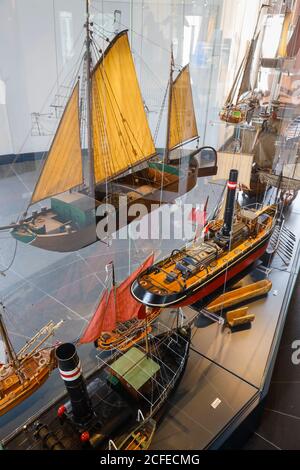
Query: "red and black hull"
131 233 271 309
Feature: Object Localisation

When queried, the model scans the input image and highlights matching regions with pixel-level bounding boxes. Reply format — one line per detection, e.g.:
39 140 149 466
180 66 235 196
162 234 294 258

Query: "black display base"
151 198 300 450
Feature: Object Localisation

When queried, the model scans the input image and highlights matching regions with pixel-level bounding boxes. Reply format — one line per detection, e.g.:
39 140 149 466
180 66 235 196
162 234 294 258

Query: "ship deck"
0 162 299 449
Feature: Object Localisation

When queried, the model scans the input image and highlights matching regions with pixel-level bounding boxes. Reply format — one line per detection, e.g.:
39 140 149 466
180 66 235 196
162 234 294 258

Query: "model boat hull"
95 309 161 351
219 106 247 125
0 349 56 417
11 159 198 252
206 279 272 312
131 234 271 308
116 418 156 450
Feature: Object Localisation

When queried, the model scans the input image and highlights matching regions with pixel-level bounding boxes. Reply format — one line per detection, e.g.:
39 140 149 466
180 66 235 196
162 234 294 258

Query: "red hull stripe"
177 240 269 307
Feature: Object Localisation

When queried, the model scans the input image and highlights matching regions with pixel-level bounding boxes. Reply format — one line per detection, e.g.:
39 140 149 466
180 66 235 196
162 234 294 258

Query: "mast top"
0 303 19 367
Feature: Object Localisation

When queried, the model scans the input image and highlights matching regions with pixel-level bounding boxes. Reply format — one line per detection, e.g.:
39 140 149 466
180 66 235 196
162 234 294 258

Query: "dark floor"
243 273 300 450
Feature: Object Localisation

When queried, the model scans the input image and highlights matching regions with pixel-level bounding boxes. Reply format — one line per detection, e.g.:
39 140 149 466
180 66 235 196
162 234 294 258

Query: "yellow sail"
92 31 156 184
277 11 292 57
30 82 83 205
169 65 198 150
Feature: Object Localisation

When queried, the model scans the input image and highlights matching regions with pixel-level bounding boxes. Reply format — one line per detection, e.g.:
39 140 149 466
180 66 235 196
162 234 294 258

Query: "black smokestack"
56 343 93 425
222 169 238 238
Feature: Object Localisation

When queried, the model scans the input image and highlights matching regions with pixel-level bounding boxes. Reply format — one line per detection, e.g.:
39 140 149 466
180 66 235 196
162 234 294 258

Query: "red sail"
115 254 154 323
79 290 108 344
137 304 147 320
79 254 154 342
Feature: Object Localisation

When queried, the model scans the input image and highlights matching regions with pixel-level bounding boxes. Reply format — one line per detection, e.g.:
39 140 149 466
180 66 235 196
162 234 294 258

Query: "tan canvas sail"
30 82 83 205
224 53 247 106
237 34 259 102
213 152 253 188
169 65 198 150
287 15 300 57
277 11 292 57
91 31 156 184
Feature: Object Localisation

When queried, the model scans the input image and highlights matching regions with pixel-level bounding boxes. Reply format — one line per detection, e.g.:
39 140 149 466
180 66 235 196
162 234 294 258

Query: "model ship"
79 254 160 351
2 321 191 450
220 5 300 198
131 169 277 309
261 5 300 107
0 1 219 253
114 418 156 450
206 279 272 313
0 303 61 416
220 5 269 125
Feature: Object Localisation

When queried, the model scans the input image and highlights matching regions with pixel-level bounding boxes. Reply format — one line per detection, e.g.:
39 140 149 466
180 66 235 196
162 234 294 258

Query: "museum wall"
0 0 261 158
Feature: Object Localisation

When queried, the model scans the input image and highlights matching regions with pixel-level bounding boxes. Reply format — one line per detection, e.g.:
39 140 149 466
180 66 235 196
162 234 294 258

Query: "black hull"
2 328 191 450
131 233 272 308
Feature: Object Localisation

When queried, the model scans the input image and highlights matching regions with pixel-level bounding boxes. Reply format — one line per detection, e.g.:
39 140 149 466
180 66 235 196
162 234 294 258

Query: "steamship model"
131 169 277 309
1 325 191 450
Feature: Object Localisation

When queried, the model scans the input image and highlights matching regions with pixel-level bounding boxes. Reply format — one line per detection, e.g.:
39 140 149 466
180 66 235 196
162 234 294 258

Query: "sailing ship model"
0 303 61 416
261 5 300 108
0 1 217 253
1 314 191 450
259 157 300 205
220 5 269 125
79 254 160 351
131 169 277 309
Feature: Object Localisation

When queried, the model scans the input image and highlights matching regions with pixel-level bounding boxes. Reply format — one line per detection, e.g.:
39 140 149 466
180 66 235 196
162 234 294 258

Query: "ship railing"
96 352 165 408
242 202 264 211
95 321 189 411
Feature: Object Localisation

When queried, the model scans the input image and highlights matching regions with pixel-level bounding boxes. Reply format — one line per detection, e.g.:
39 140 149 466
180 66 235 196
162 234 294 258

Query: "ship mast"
0 303 20 370
85 0 95 197
164 44 174 165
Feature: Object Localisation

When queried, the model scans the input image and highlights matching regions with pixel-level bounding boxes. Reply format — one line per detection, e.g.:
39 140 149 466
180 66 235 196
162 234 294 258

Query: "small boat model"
131 169 277 309
2 323 191 450
206 279 272 313
226 307 255 328
219 105 248 125
80 254 161 352
113 418 156 450
0 2 218 253
95 309 160 351
0 304 61 416
220 5 269 125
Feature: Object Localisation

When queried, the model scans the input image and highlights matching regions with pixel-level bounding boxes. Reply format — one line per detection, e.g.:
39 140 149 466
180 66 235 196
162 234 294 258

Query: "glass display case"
0 0 300 451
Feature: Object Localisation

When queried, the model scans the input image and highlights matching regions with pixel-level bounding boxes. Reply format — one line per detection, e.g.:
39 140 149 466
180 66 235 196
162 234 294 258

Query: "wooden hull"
219 107 247 125
11 161 198 253
117 418 156 450
0 349 56 417
206 279 272 313
96 309 161 351
132 233 272 309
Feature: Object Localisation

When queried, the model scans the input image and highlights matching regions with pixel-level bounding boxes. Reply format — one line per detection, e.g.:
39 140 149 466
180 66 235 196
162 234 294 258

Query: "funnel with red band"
222 169 238 238
56 343 93 425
